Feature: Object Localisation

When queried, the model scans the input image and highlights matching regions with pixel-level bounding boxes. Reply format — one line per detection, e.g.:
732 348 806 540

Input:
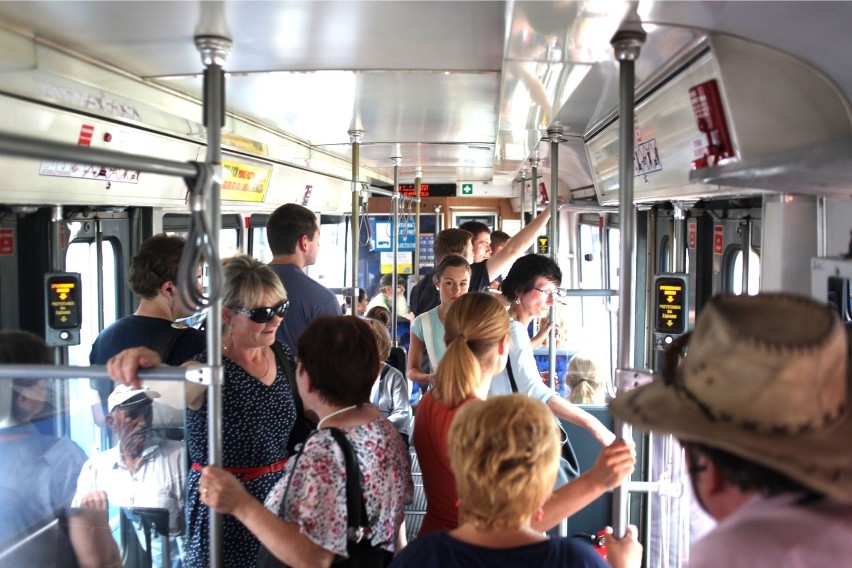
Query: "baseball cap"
107 385 160 414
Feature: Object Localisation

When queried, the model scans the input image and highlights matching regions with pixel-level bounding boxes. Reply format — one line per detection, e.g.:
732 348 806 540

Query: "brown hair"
266 203 318 255
128 234 186 298
297 316 379 406
433 228 472 264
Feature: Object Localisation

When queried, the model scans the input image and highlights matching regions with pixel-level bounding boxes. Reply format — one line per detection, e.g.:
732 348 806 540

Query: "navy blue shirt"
89 315 205 366
268 263 340 354
391 531 608 568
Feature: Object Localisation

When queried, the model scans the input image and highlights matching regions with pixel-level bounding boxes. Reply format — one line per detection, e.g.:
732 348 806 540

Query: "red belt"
192 458 288 483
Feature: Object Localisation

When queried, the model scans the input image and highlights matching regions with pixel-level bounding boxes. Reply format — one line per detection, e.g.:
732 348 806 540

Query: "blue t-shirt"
391 531 608 568
268 263 340 354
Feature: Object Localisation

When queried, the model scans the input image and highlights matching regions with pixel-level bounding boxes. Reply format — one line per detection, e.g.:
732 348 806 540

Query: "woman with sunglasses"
107 255 298 568
493 255 615 450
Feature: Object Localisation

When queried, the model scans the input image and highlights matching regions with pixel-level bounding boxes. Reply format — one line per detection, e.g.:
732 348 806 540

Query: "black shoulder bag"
506 355 581 481
257 428 394 568
271 342 317 454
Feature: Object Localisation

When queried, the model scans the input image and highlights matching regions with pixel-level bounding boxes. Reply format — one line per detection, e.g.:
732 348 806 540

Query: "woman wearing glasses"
493 255 614 448
107 255 298 568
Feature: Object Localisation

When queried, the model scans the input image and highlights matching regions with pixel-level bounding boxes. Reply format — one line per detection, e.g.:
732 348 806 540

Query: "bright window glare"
732 249 761 295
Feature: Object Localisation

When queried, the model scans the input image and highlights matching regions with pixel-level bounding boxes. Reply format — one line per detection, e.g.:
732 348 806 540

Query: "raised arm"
484 207 552 281
547 396 616 446
201 466 334 568
534 439 635 531
106 346 207 410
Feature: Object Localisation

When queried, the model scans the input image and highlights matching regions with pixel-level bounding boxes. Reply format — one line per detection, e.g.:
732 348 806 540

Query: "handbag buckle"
348 526 365 543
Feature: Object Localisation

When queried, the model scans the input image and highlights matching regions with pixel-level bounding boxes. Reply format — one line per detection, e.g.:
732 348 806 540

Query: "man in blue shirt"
266 204 340 355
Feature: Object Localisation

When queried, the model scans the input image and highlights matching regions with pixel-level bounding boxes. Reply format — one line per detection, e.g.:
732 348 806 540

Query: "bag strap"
326 428 369 542
149 325 186 362
420 312 436 373
506 355 519 393
271 342 305 420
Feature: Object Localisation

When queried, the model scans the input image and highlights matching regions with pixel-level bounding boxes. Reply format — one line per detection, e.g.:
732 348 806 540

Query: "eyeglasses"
533 287 568 299
228 301 289 323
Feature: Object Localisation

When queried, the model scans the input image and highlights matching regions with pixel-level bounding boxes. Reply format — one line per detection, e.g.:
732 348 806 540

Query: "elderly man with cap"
73 385 186 566
610 293 852 567
367 273 413 321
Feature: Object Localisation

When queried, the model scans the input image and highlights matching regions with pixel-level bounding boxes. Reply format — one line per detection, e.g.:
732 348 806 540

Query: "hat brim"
609 377 852 501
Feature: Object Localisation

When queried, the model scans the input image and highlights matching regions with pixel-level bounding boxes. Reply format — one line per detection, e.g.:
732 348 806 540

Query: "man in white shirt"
73 385 185 567
610 293 852 568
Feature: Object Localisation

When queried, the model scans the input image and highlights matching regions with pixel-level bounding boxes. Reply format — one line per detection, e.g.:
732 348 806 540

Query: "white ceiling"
0 1 849 188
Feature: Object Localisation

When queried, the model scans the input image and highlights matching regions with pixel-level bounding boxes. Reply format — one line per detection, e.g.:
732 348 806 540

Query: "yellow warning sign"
537 236 549 254
655 277 686 334
221 133 268 157
220 160 272 203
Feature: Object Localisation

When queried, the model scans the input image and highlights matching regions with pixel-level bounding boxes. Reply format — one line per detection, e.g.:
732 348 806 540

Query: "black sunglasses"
228 301 289 323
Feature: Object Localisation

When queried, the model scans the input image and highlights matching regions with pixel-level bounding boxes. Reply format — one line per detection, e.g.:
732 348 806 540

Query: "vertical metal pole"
414 168 422 281
611 20 646 539
546 125 563 391
94 220 105 333
672 203 686 273
742 217 752 295
391 147 402 343
350 130 364 322
530 157 539 253
196 34 231 568
518 172 526 230
49 206 66 364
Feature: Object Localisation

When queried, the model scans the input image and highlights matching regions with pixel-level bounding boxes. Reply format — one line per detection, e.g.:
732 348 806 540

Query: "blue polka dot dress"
184 343 297 568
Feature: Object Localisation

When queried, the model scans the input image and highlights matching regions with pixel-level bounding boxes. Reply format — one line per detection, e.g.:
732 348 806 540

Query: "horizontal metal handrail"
0 364 196 382
0 131 199 179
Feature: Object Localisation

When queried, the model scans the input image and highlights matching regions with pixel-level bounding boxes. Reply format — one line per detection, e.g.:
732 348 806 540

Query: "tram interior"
0 1 852 567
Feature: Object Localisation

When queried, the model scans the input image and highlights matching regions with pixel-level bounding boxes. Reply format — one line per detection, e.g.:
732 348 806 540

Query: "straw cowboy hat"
609 293 852 501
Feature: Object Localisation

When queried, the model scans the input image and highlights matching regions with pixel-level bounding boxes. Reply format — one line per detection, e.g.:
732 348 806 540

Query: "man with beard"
73 386 186 567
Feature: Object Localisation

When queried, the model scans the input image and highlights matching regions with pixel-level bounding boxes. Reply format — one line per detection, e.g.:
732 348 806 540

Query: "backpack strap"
506 355 519 393
326 428 369 543
420 311 436 373
149 325 187 362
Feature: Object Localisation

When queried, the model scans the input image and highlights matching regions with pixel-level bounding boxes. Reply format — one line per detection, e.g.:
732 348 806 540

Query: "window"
65 239 118 367
727 246 760 295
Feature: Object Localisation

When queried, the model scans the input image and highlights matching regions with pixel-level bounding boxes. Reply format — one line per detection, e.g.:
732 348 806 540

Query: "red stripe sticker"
78 124 94 146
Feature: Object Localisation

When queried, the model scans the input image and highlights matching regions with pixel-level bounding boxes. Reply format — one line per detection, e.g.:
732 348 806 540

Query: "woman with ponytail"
412 292 509 536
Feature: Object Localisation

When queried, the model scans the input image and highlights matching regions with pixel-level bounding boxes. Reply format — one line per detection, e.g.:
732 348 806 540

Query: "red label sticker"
0 228 14 255
78 124 95 147
688 219 697 249
713 225 724 255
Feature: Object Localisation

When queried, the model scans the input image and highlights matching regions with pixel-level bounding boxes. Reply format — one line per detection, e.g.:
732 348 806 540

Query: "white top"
488 319 554 403
72 437 186 535
370 364 412 436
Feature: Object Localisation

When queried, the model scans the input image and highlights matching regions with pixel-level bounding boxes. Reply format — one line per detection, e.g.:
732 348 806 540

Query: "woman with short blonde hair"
394 395 642 567
450 395 560 531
